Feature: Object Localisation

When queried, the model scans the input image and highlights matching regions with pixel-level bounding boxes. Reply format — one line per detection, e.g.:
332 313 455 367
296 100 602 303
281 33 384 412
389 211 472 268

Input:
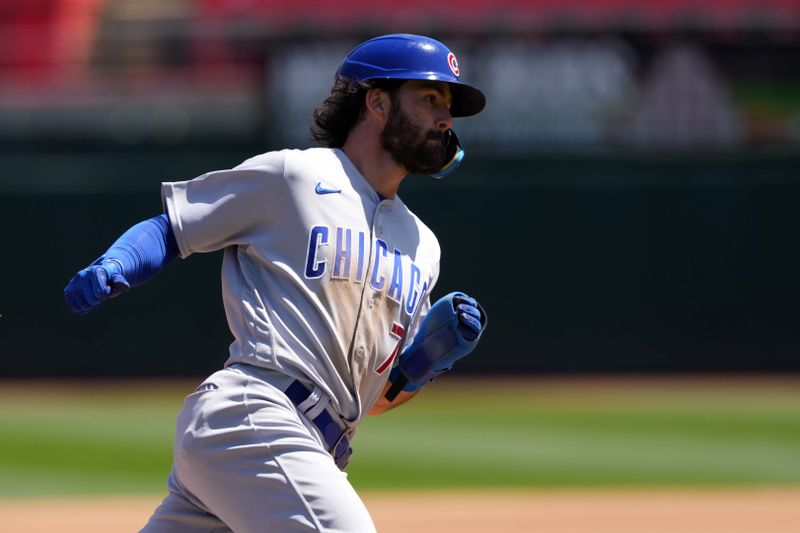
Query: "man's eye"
425 95 436 104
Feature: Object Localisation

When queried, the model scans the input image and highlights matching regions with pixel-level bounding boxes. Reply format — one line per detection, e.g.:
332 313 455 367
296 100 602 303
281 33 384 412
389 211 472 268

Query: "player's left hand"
453 293 483 342
388 291 487 397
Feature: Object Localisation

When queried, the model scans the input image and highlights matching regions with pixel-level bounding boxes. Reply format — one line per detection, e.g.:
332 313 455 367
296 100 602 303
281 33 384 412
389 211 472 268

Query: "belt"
285 381 352 470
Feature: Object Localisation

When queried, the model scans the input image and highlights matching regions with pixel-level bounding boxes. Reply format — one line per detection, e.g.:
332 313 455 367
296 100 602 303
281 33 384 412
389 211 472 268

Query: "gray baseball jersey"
161 147 439 426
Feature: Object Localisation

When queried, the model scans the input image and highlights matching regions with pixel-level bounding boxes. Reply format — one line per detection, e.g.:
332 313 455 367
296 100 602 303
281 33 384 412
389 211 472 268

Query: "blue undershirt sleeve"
94 213 179 286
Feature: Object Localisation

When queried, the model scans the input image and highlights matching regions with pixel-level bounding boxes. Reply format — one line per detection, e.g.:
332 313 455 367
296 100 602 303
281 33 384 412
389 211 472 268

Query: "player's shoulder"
284 147 341 174
235 148 293 174
239 147 340 177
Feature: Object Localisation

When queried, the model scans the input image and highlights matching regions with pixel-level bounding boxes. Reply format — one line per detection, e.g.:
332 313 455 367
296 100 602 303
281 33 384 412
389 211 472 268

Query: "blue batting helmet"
337 34 486 118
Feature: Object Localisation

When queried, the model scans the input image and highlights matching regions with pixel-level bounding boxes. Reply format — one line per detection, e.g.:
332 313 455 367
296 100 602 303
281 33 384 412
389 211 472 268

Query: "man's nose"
436 110 453 132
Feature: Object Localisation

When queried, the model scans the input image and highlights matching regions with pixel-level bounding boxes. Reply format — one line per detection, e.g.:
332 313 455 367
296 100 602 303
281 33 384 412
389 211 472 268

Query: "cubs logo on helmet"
447 53 460 77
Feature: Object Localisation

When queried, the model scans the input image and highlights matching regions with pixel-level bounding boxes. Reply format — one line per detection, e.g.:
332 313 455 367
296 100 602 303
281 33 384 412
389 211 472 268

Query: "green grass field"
1 376 799 497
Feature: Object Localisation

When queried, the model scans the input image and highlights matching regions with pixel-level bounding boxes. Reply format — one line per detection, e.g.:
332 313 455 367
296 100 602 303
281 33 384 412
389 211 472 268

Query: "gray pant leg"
140 469 232 533
162 367 376 533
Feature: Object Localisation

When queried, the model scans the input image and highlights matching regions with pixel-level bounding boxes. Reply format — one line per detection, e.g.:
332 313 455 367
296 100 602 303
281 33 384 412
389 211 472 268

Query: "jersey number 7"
375 323 405 375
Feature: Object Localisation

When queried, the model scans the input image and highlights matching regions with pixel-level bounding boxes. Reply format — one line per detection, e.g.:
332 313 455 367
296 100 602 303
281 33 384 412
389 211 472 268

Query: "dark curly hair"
311 76 403 148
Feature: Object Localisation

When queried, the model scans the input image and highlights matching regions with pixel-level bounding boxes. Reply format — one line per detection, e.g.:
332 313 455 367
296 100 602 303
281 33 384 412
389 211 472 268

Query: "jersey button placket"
354 346 366 373
376 203 387 237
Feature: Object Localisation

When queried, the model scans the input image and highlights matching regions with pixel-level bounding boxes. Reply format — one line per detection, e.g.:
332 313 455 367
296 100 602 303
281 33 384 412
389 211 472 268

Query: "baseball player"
64 34 487 532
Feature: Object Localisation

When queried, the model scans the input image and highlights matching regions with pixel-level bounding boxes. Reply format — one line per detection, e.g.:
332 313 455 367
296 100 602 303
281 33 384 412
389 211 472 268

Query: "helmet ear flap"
431 129 465 179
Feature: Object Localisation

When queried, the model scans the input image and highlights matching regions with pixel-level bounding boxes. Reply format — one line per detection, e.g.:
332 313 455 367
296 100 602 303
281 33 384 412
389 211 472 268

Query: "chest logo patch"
315 182 342 195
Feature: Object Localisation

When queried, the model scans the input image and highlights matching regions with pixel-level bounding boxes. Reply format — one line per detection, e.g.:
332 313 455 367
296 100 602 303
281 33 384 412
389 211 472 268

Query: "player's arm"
64 213 179 314
368 384 418 415
371 292 487 415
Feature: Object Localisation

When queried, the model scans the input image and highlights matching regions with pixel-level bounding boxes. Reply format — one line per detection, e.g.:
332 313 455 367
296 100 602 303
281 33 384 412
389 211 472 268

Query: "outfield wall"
1 149 798 375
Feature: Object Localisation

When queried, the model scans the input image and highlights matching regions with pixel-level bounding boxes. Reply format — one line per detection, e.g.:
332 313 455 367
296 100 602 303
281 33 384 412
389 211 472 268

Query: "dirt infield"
3 488 799 532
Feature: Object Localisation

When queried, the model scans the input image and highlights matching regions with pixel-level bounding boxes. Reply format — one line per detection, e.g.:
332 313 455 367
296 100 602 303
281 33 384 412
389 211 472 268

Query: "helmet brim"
343 73 487 118
450 82 486 118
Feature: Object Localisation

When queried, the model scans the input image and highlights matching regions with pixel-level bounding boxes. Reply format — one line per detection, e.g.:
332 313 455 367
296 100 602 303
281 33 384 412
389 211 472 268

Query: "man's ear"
365 88 390 122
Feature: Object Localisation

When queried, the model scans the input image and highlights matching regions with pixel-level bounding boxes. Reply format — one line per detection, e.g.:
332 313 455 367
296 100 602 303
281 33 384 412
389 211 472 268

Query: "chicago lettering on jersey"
304 225 427 316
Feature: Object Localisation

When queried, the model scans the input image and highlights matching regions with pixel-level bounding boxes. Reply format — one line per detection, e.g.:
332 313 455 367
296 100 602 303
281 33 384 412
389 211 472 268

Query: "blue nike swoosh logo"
315 182 342 195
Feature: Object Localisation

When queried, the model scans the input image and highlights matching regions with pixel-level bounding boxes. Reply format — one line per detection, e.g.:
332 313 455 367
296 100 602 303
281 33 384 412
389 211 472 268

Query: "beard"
381 102 447 175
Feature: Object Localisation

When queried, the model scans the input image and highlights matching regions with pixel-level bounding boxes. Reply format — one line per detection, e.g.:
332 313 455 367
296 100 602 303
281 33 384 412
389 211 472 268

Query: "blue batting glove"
454 294 483 341
389 292 487 393
64 259 130 314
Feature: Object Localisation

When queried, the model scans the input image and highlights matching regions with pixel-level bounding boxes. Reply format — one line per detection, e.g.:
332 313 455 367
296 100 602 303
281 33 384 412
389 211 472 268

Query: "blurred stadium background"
1 1 799 528
2 0 800 377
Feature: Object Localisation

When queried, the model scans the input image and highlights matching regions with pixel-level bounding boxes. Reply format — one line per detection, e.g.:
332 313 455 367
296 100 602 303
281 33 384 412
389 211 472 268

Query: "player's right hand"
64 260 131 314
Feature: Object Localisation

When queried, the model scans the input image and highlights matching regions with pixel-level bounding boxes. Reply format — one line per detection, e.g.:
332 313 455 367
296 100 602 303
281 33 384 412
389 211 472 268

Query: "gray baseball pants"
139 364 376 533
